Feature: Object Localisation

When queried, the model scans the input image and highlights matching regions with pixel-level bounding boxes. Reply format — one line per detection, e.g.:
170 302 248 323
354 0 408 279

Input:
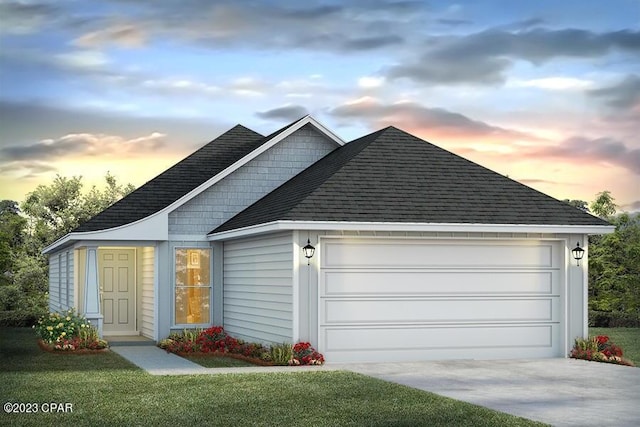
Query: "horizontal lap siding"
141 247 155 339
49 254 60 312
224 232 293 344
67 251 74 309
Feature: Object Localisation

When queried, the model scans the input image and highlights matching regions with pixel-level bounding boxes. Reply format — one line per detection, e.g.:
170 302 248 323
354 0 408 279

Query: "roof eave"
42 213 169 254
207 220 615 241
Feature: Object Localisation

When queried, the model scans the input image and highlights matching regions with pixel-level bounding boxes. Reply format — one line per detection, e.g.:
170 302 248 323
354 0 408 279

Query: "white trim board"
208 220 615 241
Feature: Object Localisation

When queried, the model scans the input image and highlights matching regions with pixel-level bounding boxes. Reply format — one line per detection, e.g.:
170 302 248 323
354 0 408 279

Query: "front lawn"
0 327 544 426
589 327 640 365
183 354 255 368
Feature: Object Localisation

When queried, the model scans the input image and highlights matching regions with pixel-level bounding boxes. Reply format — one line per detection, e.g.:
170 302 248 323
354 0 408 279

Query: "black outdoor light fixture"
302 239 315 265
572 242 585 266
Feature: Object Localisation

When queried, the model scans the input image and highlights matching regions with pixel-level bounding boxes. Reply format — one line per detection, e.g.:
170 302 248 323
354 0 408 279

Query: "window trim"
172 246 213 328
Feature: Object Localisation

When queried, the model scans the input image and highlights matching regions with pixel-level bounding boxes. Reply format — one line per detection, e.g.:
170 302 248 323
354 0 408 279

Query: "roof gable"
212 126 610 233
75 124 264 232
72 115 345 234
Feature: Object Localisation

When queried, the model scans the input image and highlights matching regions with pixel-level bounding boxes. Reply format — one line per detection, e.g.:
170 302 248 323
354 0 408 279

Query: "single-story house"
44 115 613 363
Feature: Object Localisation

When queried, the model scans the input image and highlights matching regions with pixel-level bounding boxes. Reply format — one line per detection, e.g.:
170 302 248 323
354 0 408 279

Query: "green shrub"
0 310 40 327
589 310 640 327
270 343 293 366
34 309 91 344
0 285 22 310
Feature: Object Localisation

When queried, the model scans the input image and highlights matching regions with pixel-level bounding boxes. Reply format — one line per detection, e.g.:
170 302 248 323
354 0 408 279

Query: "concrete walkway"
110 346 337 376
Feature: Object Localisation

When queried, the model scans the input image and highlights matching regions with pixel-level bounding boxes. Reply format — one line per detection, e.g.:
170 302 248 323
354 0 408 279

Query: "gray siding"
49 250 75 313
140 247 155 339
49 253 60 312
60 252 67 310
224 232 293 344
169 124 336 235
67 250 74 309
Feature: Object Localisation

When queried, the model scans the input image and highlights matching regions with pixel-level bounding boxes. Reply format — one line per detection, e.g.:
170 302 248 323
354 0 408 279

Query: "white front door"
100 249 136 334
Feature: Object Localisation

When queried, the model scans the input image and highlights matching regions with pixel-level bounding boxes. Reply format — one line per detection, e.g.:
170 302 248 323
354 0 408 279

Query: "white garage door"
319 239 563 363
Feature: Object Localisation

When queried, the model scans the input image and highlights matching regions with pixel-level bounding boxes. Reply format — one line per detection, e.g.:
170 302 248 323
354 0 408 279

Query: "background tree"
590 190 617 219
0 201 27 286
0 173 134 325
563 199 589 212
587 191 640 326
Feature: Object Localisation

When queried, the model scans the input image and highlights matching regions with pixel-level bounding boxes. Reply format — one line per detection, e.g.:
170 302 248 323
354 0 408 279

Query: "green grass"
0 328 545 427
589 327 640 365
184 354 255 368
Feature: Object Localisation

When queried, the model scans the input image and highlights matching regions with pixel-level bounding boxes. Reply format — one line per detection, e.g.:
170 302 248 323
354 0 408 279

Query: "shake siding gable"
169 125 337 235
223 232 293 344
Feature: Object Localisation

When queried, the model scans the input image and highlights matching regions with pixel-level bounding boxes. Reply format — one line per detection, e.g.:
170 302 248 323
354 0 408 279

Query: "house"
43 115 613 363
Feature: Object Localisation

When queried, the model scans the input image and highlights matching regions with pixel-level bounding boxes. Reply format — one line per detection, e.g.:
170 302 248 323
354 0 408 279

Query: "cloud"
0 1 58 34
328 97 540 142
1 132 167 162
357 76 385 89
71 1 416 53
0 161 57 178
341 35 404 50
387 28 640 85
256 105 309 122
55 50 110 70
589 74 640 109
437 18 472 27
509 76 595 91
73 23 147 48
524 136 640 175
621 200 640 212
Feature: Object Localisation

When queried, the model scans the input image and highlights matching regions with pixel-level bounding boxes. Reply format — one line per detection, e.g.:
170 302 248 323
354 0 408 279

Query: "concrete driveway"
341 358 640 427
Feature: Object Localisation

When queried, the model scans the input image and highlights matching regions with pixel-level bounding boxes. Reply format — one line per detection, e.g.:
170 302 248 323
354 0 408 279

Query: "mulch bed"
37 339 109 355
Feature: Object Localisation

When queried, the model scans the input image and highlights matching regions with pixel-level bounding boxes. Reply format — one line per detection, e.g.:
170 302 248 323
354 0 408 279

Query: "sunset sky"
1 0 639 212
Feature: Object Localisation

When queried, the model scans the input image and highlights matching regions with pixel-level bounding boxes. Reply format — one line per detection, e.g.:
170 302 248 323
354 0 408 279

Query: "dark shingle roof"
212 126 609 233
75 124 264 232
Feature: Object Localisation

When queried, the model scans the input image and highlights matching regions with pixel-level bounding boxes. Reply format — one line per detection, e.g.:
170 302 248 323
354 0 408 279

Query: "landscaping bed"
590 327 640 365
569 332 635 366
159 326 324 366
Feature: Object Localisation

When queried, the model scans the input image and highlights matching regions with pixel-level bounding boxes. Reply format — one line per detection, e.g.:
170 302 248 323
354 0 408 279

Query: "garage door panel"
319 238 563 362
323 241 557 269
323 270 558 296
323 325 559 362
323 298 558 324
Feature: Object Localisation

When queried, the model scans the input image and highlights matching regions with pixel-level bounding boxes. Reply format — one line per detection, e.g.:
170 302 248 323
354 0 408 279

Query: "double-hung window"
175 248 211 325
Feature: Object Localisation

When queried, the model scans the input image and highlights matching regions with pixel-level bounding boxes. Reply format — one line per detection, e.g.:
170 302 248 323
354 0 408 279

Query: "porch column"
83 246 104 337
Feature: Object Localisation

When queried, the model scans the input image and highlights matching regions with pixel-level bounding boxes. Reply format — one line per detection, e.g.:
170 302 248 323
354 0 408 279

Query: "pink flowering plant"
34 309 107 351
570 335 634 366
159 326 325 366
289 342 325 366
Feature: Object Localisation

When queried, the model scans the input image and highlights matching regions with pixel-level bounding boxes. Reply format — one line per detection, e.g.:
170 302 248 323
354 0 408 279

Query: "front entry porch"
77 245 156 341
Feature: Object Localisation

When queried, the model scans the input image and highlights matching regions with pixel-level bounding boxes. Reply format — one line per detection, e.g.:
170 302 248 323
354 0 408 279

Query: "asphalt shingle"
75 124 264 232
212 126 609 233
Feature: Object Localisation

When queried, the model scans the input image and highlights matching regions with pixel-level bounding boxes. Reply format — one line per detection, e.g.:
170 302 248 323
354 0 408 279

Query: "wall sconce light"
571 242 585 266
302 239 315 265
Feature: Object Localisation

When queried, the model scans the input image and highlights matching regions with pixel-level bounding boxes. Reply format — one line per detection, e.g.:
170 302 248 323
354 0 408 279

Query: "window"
175 248 211 324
